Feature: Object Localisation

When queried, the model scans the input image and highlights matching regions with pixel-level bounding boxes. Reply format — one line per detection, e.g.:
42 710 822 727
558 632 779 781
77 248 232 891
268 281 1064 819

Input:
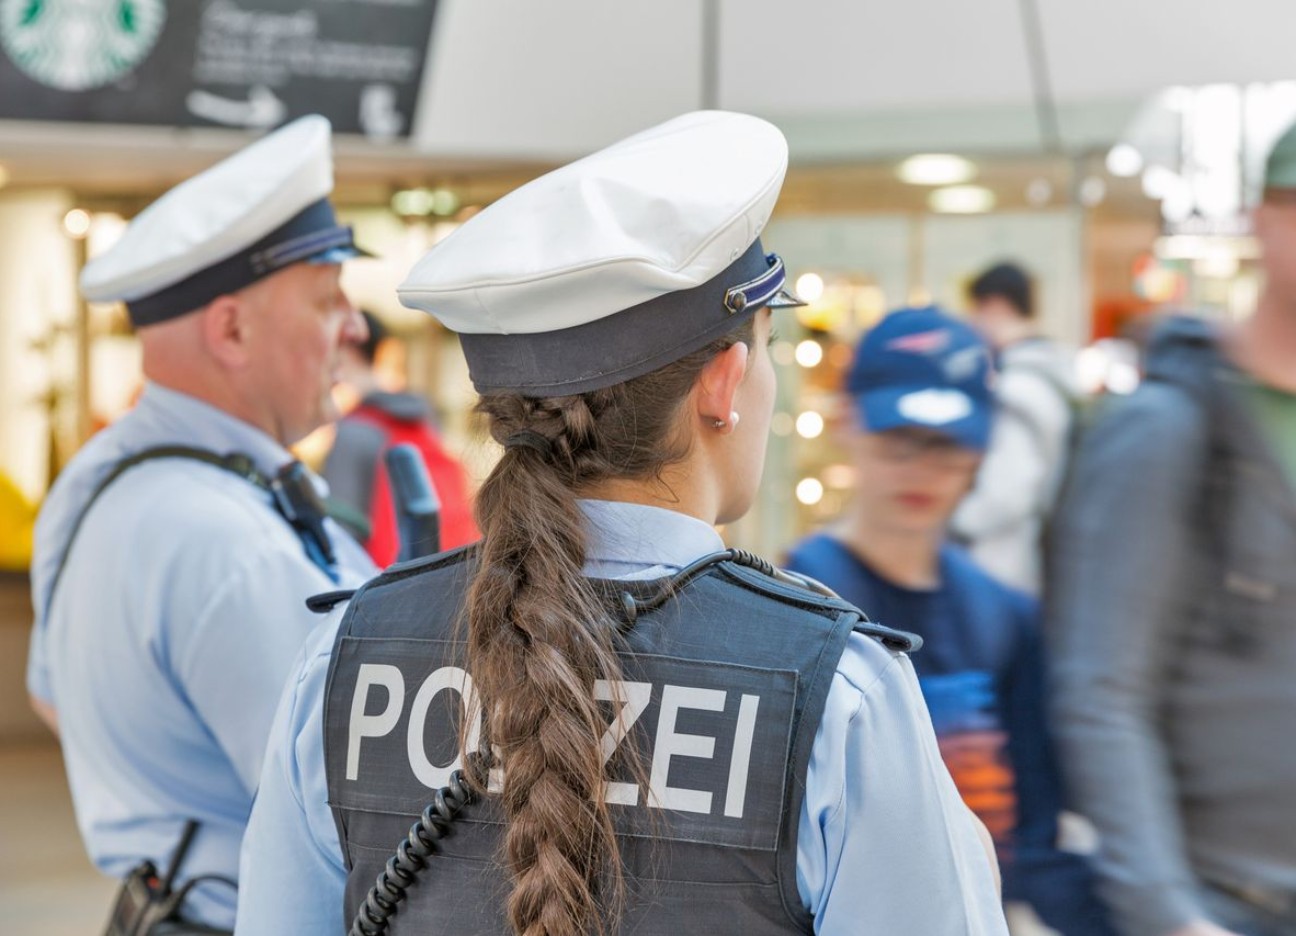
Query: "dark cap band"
461 239 802 397
125 199 366 327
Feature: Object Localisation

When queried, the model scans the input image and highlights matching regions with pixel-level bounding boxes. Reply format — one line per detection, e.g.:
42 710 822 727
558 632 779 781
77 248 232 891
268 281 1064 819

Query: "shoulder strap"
45 446 338 616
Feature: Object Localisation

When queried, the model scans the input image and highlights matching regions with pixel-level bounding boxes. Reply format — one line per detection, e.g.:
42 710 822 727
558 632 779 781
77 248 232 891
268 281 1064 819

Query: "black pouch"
102 822 233 936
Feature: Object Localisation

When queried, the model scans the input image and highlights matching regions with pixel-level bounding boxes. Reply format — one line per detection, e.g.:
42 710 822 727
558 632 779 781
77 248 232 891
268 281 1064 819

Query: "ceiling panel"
1041 0 1296 100
411 0 704 157
719 0 1033 112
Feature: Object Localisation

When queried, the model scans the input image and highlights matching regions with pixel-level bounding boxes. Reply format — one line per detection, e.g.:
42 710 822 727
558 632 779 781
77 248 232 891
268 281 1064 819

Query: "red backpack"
348 404 479 566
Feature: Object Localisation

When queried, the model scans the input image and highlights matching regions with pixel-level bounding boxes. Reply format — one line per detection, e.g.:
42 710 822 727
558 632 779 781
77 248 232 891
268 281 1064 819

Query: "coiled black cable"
348 767 476 936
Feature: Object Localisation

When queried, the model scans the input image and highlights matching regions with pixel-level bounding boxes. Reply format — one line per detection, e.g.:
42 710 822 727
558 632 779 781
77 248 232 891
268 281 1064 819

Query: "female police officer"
235 111 1006 936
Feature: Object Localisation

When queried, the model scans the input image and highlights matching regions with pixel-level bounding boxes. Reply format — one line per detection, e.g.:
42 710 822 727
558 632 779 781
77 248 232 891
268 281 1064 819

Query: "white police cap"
398 110 803 396
81 114 367 327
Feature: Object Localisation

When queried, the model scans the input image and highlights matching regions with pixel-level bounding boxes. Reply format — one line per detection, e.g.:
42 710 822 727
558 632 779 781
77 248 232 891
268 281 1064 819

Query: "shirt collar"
578 499 725 580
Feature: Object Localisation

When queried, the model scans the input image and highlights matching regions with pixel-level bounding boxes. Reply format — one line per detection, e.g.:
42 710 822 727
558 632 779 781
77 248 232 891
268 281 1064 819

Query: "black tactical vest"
322 547 908 935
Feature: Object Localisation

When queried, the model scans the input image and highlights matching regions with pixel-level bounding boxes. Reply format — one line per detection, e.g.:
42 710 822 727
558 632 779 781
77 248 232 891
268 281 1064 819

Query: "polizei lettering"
346 664 763 819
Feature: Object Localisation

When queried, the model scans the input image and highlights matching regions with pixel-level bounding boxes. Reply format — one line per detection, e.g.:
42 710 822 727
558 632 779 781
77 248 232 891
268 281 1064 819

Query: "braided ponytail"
464 322 754 936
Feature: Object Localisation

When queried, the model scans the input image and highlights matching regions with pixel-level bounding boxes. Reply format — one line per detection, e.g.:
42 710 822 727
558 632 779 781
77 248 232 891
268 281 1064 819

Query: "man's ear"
694 340 749 429
200 294 253 369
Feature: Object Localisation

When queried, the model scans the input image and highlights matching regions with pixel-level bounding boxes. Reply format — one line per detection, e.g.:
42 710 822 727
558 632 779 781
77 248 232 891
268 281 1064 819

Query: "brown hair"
464 320 755 936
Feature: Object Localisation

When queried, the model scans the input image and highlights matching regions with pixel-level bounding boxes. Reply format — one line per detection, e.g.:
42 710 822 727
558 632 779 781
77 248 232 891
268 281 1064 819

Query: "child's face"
851 426 982 536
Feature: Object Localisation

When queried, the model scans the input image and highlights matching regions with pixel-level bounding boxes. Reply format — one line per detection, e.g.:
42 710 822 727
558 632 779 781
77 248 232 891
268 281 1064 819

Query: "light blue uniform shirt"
27 382 377 929
236 500 1006 935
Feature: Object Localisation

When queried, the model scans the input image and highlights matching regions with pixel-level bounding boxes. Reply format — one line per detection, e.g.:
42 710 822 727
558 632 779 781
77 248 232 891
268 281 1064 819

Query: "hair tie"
503 430 554 458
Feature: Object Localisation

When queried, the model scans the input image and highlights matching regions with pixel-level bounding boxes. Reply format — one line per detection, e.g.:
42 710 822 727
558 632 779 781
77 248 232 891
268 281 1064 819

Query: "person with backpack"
1048 118 1296 936
323 310 479 564
952 262 1080 596
786 306 1112 936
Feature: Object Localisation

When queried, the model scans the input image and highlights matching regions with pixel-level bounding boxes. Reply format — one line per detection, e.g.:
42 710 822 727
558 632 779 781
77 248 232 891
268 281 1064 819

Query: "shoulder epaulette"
306 589 357 613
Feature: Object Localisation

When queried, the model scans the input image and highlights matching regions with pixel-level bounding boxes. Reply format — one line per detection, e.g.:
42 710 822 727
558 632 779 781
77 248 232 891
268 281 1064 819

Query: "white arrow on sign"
185 85 287 129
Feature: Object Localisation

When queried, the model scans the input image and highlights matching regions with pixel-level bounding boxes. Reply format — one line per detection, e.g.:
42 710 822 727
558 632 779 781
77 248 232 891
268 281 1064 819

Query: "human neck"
142 354 279 444
581 464 719 528
1230 295 1296 393
993 316 1038 350
835 503 942 589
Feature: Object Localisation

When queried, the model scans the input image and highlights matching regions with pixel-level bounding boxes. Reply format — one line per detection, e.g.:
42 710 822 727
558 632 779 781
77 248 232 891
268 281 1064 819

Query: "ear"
199 294 254 369
694 340 749 430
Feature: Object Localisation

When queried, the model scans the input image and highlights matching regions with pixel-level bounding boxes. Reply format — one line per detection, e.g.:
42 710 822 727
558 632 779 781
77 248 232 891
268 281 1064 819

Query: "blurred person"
1049 119 1296 936
323 309 479 565
25 116 378 933
236 112 1007 936
787 306 1112 936
952 262 1080 595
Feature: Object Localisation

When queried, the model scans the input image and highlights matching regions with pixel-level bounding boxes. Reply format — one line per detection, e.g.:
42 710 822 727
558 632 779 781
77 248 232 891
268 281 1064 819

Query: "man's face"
968 295 1017 348
242 262 366 445
851 425 981 536
1256 197 1296 305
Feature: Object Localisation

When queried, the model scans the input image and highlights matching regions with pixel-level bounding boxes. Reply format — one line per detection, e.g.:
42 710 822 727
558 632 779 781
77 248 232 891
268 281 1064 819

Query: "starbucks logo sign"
1 0 165 91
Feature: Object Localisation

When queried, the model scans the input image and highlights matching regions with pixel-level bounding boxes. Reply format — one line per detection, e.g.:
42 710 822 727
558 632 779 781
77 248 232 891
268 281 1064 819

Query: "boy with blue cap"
26 115 378 932
787 306 1111 936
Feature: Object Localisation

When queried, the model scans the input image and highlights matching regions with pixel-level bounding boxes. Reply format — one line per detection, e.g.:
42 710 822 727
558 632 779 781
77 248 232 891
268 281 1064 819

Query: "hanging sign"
0 0 440 140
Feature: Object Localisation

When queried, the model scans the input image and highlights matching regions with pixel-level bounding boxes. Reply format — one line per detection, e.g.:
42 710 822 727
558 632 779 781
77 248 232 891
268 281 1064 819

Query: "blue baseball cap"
846 305 995 450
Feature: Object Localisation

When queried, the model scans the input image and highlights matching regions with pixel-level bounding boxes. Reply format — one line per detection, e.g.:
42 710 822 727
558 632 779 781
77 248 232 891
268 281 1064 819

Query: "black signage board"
0 0 440 139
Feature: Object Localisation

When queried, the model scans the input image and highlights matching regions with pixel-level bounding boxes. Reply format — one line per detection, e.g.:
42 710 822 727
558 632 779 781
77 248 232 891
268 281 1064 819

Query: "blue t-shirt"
786 533 1113 936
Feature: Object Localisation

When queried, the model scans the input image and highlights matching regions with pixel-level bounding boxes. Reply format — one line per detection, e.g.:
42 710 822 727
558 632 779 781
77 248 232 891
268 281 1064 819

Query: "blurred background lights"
822 464 857 489
1195 251 1240 279
1107 362 1141 395
62 208 91 239
1079 176 1107 207
429 187 460 216
928 185 996 214
795 411 824 439
1105 143 1144 177
1077 340 1143 396
795 272 825 303
1160 185 1195 223
1025 178 1053 206
391 187 435 215
795 477 824 506
391 187 460 217
897 154 977 186
795 339 824 368
1141 165 1182 200
770 412 795 436
87 212 127 257
1075 345 1109 395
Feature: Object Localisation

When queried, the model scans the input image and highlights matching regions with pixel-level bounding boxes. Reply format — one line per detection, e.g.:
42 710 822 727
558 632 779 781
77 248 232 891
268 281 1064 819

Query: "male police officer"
26 115 378 932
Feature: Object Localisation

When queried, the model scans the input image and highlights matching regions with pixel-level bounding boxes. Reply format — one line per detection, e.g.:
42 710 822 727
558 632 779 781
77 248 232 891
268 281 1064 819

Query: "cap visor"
857 385 991 450
307 244 374 265
765 286 806 308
